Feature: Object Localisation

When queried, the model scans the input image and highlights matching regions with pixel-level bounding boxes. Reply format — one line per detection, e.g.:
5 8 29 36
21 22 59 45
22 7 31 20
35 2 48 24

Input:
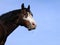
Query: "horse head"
18 3 36 31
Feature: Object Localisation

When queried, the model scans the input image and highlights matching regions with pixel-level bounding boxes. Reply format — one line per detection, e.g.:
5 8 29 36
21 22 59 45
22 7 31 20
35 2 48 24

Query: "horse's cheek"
24 21 30 26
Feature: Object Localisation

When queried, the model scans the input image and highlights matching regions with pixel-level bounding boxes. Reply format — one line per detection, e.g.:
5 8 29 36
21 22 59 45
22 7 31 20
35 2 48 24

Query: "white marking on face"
23 12 36 25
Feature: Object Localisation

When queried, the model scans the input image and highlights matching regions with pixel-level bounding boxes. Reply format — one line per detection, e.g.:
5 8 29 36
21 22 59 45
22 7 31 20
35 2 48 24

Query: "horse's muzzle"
28 23 36 31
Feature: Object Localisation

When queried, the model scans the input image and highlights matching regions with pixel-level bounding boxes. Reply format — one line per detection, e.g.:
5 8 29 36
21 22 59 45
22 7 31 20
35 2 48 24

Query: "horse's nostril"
32 23 35 26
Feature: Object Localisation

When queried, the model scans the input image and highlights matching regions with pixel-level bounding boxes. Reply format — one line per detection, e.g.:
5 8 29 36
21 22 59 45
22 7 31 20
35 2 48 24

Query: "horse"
0 3 36 45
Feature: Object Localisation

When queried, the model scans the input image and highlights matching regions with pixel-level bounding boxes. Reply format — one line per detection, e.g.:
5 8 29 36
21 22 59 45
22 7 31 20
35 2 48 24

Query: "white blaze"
23 12 36 25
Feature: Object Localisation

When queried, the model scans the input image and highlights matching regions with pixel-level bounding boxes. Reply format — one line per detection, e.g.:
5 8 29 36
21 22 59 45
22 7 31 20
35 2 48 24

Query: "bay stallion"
0 3 36 45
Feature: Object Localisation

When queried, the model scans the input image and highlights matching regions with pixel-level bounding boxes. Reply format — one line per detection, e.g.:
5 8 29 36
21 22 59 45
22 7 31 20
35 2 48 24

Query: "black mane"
0 9 21 25
0 9 21 20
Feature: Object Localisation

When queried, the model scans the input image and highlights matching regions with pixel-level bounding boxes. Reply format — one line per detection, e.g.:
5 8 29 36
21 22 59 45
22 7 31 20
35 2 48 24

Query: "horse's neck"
0 10 20 36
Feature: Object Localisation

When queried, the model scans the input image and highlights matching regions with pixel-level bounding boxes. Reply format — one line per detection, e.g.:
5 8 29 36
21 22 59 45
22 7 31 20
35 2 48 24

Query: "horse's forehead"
27 11 33 17
23 8 30 13
27 12 32 16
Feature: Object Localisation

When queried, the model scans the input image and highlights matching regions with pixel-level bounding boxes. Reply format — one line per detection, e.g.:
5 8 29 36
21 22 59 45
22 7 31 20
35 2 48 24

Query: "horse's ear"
28 5 30 10
21 3 24 9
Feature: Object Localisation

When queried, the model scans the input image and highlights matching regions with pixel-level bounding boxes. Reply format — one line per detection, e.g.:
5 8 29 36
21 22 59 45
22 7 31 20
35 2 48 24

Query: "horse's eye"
24 13 28 18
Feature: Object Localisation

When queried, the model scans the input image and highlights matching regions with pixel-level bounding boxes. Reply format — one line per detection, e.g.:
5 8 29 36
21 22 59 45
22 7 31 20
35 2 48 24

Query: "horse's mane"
0 9 21 19
0 9 21 24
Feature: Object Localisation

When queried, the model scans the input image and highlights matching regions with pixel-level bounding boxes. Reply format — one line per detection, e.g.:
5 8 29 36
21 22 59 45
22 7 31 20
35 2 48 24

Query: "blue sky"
0 0 60 45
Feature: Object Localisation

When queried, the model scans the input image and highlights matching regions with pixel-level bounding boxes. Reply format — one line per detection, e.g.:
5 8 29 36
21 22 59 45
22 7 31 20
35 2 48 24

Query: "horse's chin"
27 27 36 31
23 25 36 31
